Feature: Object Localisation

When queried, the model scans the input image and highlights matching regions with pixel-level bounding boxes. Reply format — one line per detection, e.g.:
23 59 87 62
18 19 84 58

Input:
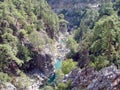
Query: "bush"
29 31 47 49
66 36 78 52
19 29 27 39
62 59 77 74
0 44 23 71
0 72 11 82
56 81 71 90
90 55 109 70
56 70 64 83
2 33 18 55
17 45 32 62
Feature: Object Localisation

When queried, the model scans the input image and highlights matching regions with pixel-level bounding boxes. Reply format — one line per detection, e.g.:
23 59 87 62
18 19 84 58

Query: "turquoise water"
47 59 62 84
59 39 64 44
47 38 64 84
47 73 57 84
55 59 62 70
45 37 65 85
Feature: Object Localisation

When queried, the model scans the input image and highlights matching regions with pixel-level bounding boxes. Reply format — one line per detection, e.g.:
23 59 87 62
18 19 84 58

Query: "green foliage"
12 73 31 89
4 28 13 34
17 45 32 62
24 25 34 34
72 0 120 70
89 14 120 69
113 0 120 11
2 33 18 44
0 28 13 35
66 36 78 52
99 0 114 16
18 29 27 38
39 0 59 32
56 70 64 83
90 55 109 70
2 33 18 55
29 31 46 49
62 59 77 74
35 20 45 31
56 81 71 90
0 0 60 78
57 83 68 90
58 14 65 19
0 72 11 82
59 14 69 33
0 44 23 72
74 9 99 42
0 0 61 88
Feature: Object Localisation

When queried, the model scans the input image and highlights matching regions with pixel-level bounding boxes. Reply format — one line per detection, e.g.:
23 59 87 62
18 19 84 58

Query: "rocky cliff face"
47 0 99 10
47 0 100 26
34 47 54 77
63 65 120 90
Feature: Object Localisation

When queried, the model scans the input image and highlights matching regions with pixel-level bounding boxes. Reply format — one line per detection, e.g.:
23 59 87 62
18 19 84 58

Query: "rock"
35 51 54 77
63 68 81 82
27 43 55 78
25 29 70 89
25 43 55 89
87 65 120 90
62 65 120 90
0 83 17 90
47 0 99 26
71 67 98 89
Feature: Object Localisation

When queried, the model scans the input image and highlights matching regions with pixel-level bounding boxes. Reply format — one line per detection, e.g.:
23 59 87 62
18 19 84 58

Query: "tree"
2 33 18 55
29 30 46 49
113 0 120 11
74 9 99 42
62 59 77 74
99 0 114 16
89 14 120 69
0 44 23 73
66 36 78 52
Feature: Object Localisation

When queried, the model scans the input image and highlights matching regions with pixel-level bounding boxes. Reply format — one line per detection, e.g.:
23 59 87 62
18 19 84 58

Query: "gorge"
0 0 120 90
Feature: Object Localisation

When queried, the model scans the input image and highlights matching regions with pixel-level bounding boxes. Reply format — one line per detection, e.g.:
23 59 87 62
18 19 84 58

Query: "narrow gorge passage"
47 33 70 84
0 0 120 90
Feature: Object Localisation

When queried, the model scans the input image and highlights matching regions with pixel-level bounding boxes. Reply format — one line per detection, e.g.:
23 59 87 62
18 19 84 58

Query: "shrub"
0 72 11 82
66 36 78 52
62 59 77 74
29 31 46 49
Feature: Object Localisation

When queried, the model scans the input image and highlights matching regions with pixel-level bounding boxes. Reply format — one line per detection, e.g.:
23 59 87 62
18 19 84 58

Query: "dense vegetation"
47 0 101 27
67 0 120 70
0 0 59 83
0 0 120 89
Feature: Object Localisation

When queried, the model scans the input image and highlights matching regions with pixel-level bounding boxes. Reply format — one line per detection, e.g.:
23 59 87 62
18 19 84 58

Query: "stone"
0 83 17 90
62 65 120 90
35 51 54 77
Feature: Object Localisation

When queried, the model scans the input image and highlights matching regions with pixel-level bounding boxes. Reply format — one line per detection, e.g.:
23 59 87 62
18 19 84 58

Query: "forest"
0 0 120 90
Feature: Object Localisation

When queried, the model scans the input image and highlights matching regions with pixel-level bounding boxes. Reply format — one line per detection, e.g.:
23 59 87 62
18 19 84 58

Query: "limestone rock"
0 83 17 90
63 65 120 90
35 50 54 77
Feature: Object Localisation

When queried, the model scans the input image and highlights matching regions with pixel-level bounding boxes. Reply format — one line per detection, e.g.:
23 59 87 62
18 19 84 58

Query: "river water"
47 33 70 85
55 59 62 70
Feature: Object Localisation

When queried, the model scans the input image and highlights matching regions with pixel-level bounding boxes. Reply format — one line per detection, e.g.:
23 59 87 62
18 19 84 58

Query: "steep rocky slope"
63 65 120 90
47 0 100 26
0 0 61 89
0 0 120 90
